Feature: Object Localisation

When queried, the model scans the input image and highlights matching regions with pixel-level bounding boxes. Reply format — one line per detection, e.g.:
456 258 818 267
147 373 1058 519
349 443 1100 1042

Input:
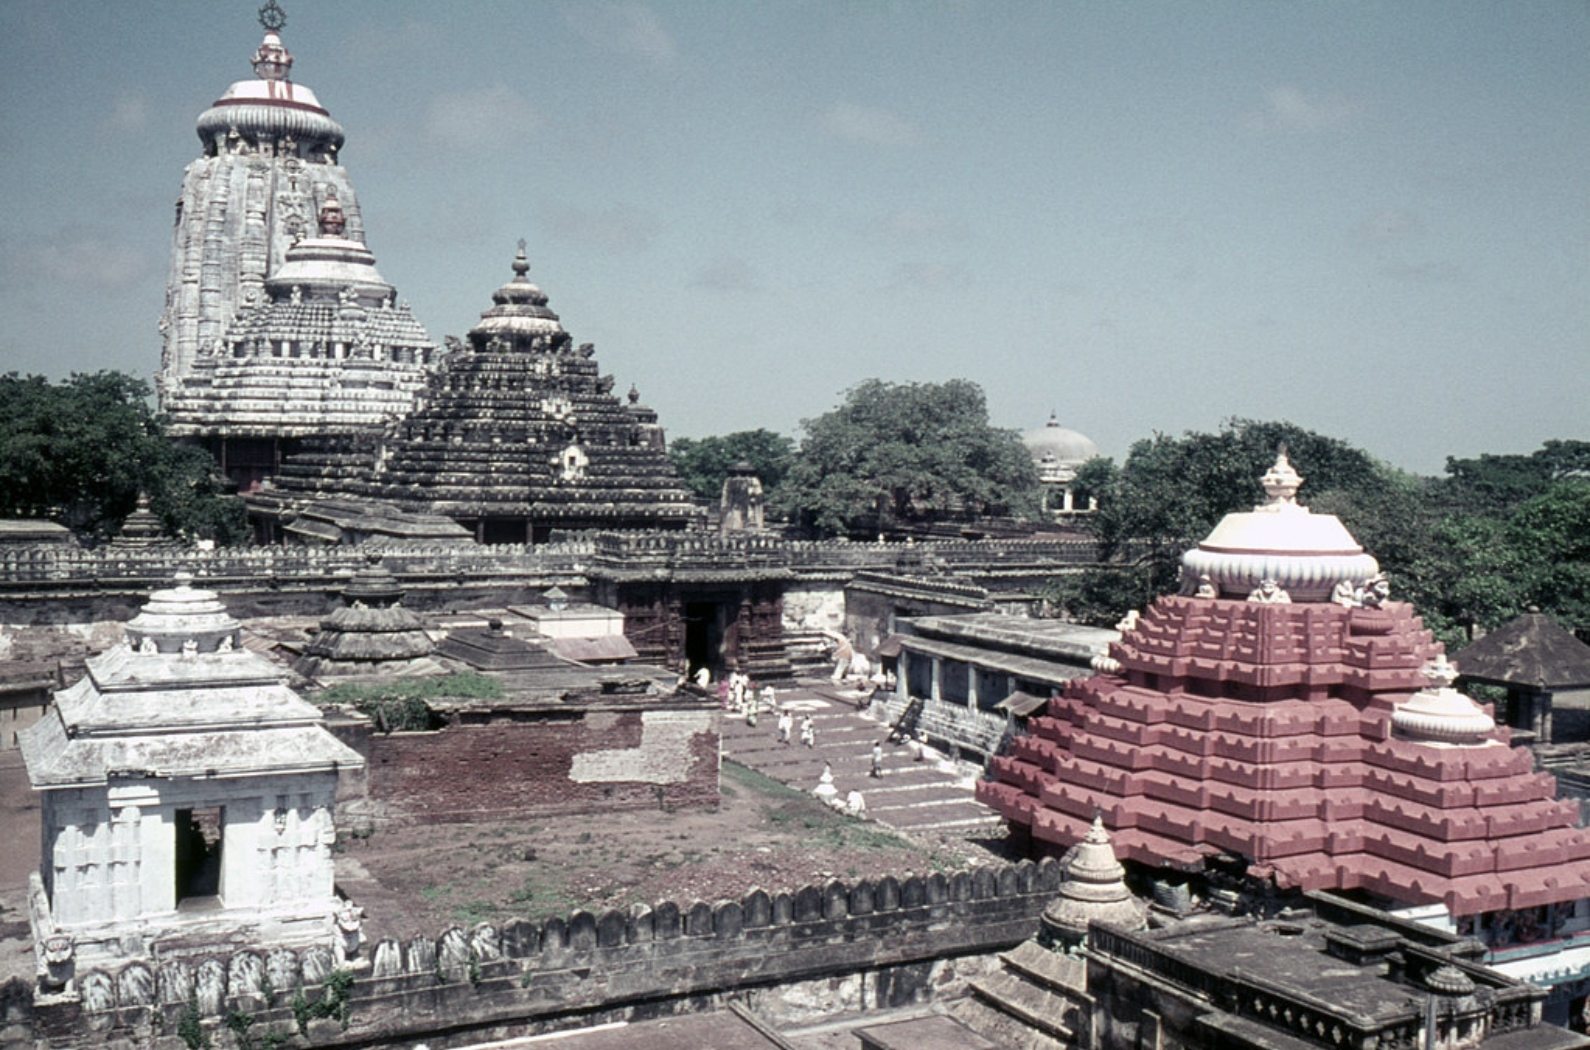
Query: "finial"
259 1 287 33
1257 446 1303 509
512 240 530 281
1421 653 1460 691
252 3 293 81
627 384 640 405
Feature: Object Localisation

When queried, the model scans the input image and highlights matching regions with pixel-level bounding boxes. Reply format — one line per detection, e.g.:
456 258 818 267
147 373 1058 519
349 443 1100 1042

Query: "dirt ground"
337 759 1011 945
0 747 1014 982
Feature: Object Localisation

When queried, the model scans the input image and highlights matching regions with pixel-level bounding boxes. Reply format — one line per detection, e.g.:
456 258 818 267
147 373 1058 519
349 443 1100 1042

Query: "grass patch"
722 760 808 800
309 673 503 732
507 873 581 921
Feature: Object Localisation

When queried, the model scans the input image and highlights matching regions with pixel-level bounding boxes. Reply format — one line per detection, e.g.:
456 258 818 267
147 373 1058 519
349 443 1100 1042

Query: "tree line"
671 389 1587 644
2 371 1582 642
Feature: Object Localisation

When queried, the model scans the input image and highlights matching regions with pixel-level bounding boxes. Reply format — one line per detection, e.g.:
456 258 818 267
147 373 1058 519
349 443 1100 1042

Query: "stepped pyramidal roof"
979 452 1590 918
256 244 703 541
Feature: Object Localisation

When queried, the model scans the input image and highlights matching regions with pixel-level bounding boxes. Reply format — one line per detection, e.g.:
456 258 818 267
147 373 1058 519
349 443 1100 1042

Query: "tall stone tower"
159 3 435 491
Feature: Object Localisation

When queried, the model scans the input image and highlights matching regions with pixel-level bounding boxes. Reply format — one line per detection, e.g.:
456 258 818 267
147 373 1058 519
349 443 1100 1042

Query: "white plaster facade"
20 576 362 966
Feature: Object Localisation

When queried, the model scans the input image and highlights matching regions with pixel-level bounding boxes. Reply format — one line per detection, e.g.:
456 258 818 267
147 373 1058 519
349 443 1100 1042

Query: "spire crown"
251 4 293 81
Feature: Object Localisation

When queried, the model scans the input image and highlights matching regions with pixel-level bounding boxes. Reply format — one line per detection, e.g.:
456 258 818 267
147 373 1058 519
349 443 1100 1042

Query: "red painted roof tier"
980 595 1590 916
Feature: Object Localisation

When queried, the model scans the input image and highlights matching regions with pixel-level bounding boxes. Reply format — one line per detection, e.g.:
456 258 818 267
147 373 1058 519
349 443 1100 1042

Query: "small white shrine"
19 575 364 971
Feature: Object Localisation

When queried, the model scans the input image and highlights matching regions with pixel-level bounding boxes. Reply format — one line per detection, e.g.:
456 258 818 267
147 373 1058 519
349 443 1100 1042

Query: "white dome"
1180 451 1379 602
1022 414 1099 467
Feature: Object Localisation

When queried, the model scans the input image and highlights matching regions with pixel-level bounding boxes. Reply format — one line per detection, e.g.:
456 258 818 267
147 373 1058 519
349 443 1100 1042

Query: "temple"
159 2 437 491
979 451 1590 997
18 575 364 975
249 243 702 543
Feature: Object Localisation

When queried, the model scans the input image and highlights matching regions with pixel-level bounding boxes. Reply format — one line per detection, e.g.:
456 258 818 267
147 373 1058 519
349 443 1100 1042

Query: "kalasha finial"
259 1 287 33
1421 653 1460 692
252 2 293 81
512 240 530 280
1258 445 1303 509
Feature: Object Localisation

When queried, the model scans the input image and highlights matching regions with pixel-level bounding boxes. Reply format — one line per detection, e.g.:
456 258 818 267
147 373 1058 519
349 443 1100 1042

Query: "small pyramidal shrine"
981 451 1590 925
19 574 364 976
159 1 437 492
253 243 703 543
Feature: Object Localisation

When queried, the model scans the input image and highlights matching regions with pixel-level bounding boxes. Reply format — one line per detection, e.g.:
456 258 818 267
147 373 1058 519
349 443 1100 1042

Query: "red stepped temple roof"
980 452 1590 917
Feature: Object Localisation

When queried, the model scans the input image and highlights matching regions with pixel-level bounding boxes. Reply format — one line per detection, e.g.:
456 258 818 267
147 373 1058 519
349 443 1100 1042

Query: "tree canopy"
667 429 796 502
774 379 1041 538
1043 420 1588 643
0 371 247 545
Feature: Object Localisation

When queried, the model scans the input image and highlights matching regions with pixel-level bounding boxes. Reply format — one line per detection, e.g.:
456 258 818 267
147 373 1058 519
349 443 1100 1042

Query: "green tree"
1439 439 1590 516
1046 420 1413 626
0 371 246 544
775 379 1041 538
667 429 795 501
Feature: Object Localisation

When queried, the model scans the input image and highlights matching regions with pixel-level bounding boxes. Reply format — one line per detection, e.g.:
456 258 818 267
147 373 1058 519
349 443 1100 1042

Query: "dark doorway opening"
175 806 224 907
684 601 725 681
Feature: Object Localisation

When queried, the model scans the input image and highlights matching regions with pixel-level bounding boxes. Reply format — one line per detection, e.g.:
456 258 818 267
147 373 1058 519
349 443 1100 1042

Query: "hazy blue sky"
1 2 1584 475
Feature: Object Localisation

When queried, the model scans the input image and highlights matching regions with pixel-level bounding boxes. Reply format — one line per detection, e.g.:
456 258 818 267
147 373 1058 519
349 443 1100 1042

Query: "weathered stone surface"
252 247 702 540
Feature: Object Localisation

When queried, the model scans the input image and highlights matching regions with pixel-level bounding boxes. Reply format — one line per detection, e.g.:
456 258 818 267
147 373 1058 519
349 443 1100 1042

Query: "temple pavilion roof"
1455 612 1590 690
20 575 362 788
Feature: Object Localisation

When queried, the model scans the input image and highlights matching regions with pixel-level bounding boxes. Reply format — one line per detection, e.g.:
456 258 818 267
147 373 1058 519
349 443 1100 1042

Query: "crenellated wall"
33 858 1065 1048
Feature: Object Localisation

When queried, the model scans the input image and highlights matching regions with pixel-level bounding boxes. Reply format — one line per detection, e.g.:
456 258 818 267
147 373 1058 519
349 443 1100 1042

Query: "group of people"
776 708 817 748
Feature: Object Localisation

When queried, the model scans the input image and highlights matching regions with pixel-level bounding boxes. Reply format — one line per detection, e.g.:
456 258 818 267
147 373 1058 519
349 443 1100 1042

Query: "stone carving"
195 959 227 1017
1358 572 1390 608
332 898 364 965
471 922 502 961
301 945 334 984
1115 609 1141 633
266 948 299 997
439 927 472 980
1247 578 1291 604
158 960 192 1008
40 933 74 990
228 951 265 999
117 962 156 1007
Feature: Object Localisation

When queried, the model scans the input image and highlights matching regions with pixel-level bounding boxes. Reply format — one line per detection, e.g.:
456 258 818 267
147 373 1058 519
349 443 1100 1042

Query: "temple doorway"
683 601 727 680
175 806 224 907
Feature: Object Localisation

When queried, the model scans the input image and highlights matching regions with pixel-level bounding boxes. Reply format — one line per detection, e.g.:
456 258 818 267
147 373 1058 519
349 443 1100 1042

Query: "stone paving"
718 680 1002 837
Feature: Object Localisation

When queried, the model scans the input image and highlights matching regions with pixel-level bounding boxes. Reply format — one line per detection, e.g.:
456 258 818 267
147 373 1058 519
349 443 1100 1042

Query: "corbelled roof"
1455 612 1590 690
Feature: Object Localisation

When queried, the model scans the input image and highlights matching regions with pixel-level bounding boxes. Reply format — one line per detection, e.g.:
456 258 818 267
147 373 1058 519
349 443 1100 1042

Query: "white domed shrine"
1021 413 1100 516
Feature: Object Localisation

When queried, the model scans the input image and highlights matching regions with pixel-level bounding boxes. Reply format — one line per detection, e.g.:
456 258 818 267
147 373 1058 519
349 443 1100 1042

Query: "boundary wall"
23 858 1064 1048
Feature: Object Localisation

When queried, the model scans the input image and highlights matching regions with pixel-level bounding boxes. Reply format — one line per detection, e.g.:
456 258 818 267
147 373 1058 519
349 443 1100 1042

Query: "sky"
1 1 1585 477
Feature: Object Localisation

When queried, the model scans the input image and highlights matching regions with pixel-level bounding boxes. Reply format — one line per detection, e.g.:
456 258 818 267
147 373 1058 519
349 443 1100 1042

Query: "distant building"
1022 412 1100 516
158 10 437 491
248 245 702 543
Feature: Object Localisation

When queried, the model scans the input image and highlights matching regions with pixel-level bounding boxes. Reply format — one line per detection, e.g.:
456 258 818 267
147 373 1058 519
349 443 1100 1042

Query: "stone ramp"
719 681 1002 838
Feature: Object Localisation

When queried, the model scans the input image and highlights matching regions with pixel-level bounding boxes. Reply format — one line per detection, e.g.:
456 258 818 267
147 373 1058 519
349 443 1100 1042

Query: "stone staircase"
718 681 1003 837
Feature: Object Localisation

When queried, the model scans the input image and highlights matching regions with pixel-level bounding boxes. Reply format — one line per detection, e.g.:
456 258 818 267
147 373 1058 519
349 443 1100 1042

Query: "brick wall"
355 702 721 823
